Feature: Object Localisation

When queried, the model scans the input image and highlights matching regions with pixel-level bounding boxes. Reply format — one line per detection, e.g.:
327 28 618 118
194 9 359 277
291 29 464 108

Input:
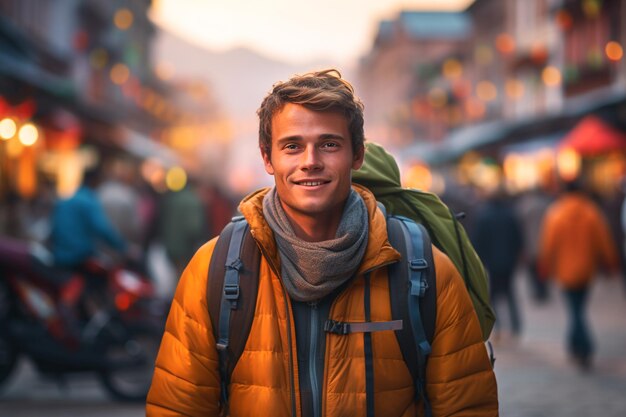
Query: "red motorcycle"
0 237 166 401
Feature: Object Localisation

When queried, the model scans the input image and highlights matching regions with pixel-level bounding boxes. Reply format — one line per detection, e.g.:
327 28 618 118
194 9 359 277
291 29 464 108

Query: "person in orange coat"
146 69 498 416
538 179 620 369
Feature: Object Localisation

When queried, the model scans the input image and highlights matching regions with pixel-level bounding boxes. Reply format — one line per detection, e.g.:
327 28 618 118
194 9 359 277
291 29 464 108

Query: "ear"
261 149 275 175
351 145 365 171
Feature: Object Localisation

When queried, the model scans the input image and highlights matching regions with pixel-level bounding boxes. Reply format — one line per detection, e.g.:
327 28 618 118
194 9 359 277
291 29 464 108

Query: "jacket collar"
238 184 400 277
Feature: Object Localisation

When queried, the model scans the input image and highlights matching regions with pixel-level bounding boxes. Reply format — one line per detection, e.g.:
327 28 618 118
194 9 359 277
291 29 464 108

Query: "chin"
296 204 329 216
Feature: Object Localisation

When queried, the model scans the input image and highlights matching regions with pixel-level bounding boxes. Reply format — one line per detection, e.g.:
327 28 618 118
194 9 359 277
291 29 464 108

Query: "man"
50 165 128 340
539 178 620 370
98 158 142 253
147 69 498 416
157 179 207 277
51 166 127 268
472 187 524 338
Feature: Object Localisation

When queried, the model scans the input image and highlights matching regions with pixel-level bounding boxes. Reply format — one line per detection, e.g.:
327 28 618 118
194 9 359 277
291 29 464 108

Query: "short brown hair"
257 69 365 157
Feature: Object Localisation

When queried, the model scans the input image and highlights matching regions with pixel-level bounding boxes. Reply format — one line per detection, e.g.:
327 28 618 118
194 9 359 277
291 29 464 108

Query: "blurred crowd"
0 157 238 299
444 177 624 370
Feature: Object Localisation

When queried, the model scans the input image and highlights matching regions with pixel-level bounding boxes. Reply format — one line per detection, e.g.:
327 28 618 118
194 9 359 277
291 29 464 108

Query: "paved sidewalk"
493 271 626 417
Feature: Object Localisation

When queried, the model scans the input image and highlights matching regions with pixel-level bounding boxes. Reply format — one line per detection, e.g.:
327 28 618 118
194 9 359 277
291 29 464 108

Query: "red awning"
559 115 626 155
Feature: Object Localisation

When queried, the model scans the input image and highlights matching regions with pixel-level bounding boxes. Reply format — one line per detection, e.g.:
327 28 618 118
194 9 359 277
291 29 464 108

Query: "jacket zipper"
309 301 321 417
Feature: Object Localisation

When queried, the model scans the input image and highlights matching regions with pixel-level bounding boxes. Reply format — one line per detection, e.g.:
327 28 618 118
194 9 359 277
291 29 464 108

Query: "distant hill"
152 29 347 124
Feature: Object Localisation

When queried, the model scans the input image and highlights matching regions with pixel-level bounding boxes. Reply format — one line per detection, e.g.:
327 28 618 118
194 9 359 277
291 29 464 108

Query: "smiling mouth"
295 180 329 186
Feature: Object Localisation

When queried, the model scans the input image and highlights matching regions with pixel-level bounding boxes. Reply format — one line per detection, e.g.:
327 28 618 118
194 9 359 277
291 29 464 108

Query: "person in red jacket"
539 178 620 370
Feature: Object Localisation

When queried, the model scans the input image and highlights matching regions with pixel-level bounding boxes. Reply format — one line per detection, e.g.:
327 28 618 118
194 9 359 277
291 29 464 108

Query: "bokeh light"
495 33 515 55
166 166 187 191
605 41 623 62
557 147 581 181
0 118 17 140
110 63 130 85
542 66 562 87
18 122 39 146
442 58 463 79
476 81 497 101
114 8 134 30
505 79 525 100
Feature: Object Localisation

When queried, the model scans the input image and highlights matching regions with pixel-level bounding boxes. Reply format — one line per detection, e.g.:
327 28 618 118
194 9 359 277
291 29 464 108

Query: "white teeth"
301 181 323 186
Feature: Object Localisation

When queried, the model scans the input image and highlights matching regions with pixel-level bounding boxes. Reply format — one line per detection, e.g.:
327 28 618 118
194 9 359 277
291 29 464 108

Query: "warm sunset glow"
151 0 477 63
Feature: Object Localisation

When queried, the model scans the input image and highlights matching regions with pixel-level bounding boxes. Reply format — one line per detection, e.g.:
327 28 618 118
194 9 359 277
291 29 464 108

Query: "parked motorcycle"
0 237 166 401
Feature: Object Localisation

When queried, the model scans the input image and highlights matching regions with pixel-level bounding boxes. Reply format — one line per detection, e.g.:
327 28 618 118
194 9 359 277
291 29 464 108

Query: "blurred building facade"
358 0 626 197
358 11 473 145
0 0 225 202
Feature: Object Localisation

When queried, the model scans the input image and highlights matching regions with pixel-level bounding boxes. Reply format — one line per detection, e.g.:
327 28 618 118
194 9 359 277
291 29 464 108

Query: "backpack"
352 142 495 341
208 211 437 416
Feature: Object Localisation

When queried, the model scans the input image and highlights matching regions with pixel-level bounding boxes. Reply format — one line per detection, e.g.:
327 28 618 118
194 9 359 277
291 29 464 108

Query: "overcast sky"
150 0 475 65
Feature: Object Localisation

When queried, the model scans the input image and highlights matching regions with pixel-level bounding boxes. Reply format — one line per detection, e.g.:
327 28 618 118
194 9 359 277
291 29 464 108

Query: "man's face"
262 103 364 225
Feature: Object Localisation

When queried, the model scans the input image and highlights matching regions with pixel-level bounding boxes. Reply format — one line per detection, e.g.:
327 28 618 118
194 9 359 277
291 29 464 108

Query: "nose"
301 145 322 171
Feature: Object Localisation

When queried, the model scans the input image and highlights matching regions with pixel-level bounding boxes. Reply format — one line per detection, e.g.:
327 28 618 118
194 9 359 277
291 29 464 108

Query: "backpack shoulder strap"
207 216 261 406
386 214 436 416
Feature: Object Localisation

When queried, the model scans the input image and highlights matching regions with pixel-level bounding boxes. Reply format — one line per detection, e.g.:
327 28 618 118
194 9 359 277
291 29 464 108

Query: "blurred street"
1 269 624 417
1 1 626 416
495 271 626 417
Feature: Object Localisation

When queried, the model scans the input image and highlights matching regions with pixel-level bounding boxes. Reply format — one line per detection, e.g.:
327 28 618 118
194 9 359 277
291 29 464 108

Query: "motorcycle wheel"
99 325 161 402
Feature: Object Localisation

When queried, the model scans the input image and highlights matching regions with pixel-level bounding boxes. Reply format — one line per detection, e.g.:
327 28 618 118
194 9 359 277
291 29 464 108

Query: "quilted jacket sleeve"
426 247 499 417
146 239 222 417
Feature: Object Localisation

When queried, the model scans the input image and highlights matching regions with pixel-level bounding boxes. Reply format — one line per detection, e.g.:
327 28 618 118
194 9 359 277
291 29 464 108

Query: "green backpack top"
352 142 495 341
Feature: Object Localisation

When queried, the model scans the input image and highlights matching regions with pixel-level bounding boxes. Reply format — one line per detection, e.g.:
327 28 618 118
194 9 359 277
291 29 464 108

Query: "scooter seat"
28 255 76 286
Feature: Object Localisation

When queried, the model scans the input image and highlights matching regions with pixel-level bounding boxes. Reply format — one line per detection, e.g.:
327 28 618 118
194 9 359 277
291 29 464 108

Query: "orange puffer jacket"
538 192 619 289
146 185 498 417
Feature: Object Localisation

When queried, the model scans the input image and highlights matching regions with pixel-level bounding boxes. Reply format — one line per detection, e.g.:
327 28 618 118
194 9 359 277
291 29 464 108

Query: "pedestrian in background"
539 178 621 370
98 157 142 259
472 186 524 339
157 178 207 278
50 166 127 268
516 187 553 302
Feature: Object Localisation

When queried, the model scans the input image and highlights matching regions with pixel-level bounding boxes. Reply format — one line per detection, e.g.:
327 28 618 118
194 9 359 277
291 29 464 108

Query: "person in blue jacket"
51 166 127 268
